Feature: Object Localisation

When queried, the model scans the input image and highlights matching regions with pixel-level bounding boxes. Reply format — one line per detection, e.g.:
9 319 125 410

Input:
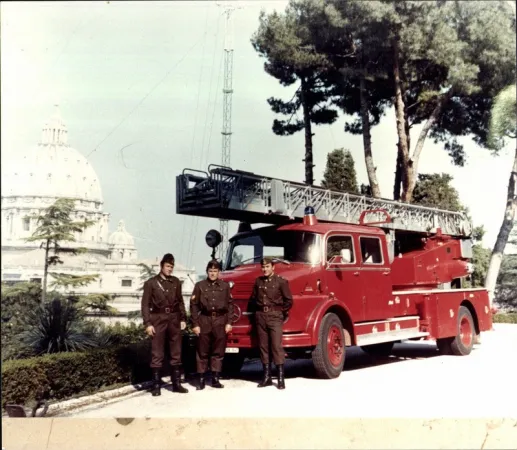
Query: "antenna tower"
218 3 238 264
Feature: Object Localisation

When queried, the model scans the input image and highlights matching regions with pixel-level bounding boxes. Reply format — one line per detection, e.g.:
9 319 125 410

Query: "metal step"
176 165 472 237
356 328 430 347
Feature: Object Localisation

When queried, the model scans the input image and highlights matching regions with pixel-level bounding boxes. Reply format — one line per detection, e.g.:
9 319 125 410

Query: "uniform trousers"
256 310 285 365
196 313 227 373
150 311 182 368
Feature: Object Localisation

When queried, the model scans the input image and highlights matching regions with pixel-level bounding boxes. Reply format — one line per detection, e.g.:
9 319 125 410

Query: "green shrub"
1 342 152 409
493 313 517 324
98 321 148 346
1 333 198 410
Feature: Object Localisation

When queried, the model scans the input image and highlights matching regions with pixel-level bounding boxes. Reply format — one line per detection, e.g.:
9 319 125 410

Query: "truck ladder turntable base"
176 165 473 237
355 316 430 346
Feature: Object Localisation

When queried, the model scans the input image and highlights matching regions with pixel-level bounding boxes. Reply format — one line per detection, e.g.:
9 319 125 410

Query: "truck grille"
232 282 254 298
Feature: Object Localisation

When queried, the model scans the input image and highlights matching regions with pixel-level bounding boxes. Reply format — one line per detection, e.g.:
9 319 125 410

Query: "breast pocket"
265 284 278 299
215 287 226 308
200 288 211 306
152 284 168 308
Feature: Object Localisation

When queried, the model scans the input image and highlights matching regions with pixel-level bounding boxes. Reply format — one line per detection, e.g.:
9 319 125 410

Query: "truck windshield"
227 230 320 269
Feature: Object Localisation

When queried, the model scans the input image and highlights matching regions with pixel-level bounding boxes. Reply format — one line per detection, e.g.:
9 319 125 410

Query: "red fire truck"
176 165 493 379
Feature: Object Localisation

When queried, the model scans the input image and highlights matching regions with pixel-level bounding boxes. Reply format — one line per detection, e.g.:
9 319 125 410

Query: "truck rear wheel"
361 342 395 357
437 306 475 356
311 313 346 379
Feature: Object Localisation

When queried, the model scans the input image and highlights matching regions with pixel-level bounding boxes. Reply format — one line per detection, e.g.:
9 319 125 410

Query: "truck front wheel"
311 313 346 379
437 306 475 356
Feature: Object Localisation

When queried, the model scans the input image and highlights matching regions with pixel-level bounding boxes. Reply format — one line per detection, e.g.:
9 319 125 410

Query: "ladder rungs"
176 166 473 237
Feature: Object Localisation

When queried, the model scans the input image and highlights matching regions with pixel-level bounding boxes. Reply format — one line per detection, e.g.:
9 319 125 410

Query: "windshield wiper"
272 258 290 265
235 256 290 266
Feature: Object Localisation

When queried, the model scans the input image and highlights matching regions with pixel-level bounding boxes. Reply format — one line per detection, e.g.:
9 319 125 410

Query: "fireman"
141 253 189 396
190 260 234 390
250 257 293 389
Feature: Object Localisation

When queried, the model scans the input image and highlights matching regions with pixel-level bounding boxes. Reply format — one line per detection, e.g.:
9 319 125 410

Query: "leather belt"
151 306 178 314
258 305 283 313
201 311 227 318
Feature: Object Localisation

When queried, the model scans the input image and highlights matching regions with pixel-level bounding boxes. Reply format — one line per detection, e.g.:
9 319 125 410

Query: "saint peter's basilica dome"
1 106 109 252
1 106 103 206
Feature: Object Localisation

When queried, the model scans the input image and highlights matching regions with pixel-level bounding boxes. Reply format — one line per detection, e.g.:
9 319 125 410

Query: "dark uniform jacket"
190 279 234 328
141 274 187 327
250 273 293 313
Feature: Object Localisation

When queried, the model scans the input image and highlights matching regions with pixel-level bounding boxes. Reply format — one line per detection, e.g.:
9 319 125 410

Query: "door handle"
382 271 390 276
353 272 359 276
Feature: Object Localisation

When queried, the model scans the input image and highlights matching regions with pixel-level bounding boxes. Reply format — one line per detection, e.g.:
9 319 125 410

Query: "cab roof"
278 221 386 235
230 221 386 241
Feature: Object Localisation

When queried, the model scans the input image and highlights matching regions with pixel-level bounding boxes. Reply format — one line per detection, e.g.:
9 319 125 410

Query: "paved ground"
64 324 517 419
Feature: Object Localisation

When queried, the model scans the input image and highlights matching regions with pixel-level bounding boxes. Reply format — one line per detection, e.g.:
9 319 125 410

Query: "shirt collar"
157 274 173 283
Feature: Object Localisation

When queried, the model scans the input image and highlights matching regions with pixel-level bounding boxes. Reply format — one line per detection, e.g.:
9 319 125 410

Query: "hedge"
493 312 517 324
2 335 197 410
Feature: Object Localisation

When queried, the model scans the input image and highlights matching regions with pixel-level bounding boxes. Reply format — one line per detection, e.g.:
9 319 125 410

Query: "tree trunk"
300 80 314 186
404 91 454 202
392 37 411 202
485 146 517 307
42 240 50 304
359 75 381 197
393 143 404 200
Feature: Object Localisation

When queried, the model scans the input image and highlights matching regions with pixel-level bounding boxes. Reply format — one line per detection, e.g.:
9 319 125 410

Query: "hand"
225 324 232 334
180 321 186 331
192 326 201 336
145 325 156 337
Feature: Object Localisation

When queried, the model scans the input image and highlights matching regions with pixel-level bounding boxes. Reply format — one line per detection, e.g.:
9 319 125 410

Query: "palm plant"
16 298 99 356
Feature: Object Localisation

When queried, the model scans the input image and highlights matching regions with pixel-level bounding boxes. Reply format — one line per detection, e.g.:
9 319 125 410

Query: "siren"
303 206 318 226
237 222 252 233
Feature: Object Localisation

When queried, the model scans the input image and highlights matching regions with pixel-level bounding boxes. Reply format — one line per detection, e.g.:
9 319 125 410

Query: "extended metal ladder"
176 164 473 237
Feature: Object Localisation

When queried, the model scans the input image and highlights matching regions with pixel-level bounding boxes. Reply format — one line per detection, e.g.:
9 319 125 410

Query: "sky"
1 1 515 274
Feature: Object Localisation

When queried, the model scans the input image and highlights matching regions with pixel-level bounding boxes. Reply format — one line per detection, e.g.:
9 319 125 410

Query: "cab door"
358 234 393 321
324 233 365 322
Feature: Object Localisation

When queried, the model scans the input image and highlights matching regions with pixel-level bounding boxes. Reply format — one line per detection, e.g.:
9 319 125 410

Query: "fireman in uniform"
190 260 234 390
141 253 189 396
250 257 293 389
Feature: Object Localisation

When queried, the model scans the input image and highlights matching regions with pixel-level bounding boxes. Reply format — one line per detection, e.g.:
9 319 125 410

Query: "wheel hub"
327 325 344 366
459 316 473 348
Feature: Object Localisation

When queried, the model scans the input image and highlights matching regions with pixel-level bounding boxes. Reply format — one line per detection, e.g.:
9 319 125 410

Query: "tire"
311 312 346 379
222 354 245 375
361 341 395 357
437 306 475 356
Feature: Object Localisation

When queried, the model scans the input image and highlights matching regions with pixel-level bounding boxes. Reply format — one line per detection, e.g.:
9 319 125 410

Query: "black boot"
211 372 224 388
257 364 273 388
196 373 206 391
171 366 189 393
277 364 285 390
151 369 161 397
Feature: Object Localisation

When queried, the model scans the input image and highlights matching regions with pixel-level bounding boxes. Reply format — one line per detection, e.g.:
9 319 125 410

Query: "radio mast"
218 3 238 264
